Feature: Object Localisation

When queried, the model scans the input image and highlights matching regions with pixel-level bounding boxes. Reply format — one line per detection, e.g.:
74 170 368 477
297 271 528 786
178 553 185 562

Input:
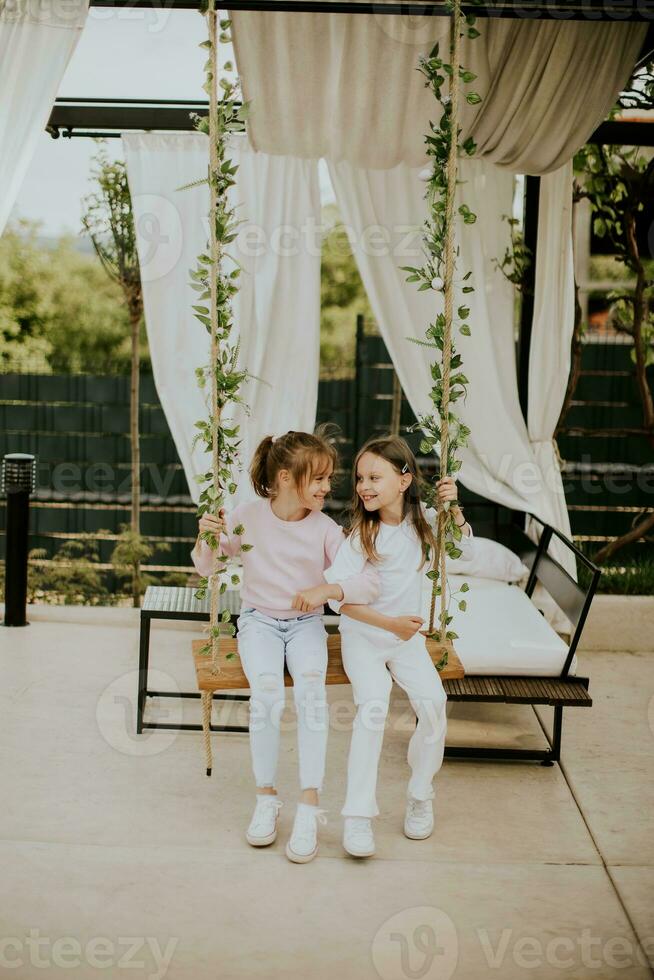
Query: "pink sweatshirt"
191 497 380 619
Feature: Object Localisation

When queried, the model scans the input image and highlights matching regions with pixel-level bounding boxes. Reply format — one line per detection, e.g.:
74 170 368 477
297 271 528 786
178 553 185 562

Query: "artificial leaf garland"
403 0 483 662
183 1 252 666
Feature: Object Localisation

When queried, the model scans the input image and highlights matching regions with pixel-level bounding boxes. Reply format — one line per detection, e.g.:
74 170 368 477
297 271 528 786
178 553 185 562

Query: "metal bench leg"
541 705 563 766
551 705 563 763
137 615 151 735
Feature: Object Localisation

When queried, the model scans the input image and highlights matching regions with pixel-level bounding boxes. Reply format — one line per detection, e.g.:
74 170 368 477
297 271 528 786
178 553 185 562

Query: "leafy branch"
492 214 533 294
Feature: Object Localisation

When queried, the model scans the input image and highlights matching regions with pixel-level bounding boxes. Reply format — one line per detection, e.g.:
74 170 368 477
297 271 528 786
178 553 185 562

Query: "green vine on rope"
402 0 482 651
178 2 252 661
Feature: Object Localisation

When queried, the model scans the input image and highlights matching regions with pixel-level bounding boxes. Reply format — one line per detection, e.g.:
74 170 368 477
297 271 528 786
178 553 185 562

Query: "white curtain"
0 0 89 235
122 132 321 507
525 161 577 568
329 156 578 576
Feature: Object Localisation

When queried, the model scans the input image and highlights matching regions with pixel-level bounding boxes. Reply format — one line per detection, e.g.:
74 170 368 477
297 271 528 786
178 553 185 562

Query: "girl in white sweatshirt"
321 434 474 858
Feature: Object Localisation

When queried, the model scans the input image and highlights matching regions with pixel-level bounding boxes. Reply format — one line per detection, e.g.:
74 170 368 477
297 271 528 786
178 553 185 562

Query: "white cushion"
448 535 530 583
421 574 577 677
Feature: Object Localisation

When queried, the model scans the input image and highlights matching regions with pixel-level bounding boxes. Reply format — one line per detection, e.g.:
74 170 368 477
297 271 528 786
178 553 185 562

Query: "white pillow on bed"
448 535 529 582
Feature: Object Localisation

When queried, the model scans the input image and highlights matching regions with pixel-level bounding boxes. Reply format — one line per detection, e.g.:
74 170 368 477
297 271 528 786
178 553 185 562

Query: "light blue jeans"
236 606 329 792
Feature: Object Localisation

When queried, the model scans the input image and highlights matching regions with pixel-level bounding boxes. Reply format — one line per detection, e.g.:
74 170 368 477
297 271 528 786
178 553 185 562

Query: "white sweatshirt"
323 505 475 640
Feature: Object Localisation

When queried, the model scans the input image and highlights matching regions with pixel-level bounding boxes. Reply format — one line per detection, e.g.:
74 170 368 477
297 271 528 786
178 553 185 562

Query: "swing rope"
208 0 221 678
202 0 221 775
428 1 461 638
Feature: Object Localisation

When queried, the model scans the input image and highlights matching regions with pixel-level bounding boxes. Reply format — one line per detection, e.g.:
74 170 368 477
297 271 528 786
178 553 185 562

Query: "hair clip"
401 463 409 474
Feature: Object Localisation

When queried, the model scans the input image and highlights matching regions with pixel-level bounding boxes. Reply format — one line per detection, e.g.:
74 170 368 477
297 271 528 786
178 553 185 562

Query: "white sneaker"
285 803 328 864
246 795 283 847
343 816 375 858
404 797 434 840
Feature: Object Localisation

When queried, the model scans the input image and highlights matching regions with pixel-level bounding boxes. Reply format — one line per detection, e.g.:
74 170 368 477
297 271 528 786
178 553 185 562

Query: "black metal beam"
635 21 654 65
87 0 654 20
47 101 654 144
589 120 654 146
47 101 209 138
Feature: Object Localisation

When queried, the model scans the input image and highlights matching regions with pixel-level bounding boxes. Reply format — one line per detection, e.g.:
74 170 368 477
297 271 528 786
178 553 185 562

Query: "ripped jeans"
236 607 329 792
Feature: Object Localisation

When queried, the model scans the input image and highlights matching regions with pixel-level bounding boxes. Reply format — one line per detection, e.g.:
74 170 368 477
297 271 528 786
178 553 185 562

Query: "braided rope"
429 1 461 635
207 0 221 678
202 691 213 776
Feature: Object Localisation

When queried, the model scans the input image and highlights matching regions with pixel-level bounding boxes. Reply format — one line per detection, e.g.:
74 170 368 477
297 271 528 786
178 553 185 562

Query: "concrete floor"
0 610 652 980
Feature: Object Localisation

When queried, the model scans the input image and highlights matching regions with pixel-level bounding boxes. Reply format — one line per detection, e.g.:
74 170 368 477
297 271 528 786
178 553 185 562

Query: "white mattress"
420 574 577 677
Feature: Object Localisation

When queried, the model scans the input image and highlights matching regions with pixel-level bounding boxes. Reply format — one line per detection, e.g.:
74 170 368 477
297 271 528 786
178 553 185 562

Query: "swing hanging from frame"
190 0 468 776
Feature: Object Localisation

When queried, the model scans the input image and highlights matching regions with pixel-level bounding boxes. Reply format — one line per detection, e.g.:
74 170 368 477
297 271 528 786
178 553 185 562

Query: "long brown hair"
347 434 436 569
249 423 339 499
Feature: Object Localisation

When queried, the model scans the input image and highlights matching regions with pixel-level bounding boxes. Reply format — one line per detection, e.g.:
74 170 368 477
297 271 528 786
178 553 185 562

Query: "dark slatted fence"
1 327 651 575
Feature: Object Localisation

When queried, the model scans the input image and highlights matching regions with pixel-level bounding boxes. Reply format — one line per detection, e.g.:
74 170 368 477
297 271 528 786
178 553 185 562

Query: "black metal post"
517 175 540 424
354 313 365 450
2 454 36 627
510 175 541 531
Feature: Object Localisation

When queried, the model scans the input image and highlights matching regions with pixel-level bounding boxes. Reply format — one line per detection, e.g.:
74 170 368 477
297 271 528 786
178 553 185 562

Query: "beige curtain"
230 11 646 173
230 9 448 169
458 20 646 174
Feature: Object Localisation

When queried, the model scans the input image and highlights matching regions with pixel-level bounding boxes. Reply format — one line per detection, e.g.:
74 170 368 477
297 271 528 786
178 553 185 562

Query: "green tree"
496 61 654 569
81 146 145 606
571 140 654 563
320 204 374 378
563 62 654 565
0 219 145 374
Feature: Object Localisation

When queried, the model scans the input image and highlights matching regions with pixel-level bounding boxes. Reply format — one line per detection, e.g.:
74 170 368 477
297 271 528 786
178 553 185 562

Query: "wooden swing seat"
191 633 464 691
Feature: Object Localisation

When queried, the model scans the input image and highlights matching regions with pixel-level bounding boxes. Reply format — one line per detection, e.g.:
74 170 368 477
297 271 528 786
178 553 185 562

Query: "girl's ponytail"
248 429 339 499
249 435 275 498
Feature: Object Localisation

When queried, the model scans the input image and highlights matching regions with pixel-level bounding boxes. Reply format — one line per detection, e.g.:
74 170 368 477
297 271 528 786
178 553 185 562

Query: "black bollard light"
2 453 36 627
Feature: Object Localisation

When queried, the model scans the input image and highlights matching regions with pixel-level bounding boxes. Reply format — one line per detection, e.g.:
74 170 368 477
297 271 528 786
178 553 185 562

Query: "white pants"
236 607 329 792
340 628 448 818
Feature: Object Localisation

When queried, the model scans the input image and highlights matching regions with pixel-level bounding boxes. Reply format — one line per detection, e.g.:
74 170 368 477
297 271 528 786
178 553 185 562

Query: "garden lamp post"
2 453 36 627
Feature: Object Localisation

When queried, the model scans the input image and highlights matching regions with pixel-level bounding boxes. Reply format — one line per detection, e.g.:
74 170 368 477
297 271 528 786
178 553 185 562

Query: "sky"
8 12 335 239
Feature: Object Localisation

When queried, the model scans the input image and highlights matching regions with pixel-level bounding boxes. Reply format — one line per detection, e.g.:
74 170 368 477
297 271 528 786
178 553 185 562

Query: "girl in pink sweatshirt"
191 427 379 864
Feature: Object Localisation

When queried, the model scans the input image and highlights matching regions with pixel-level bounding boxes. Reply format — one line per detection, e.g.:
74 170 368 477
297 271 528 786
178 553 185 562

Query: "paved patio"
0 607 652 980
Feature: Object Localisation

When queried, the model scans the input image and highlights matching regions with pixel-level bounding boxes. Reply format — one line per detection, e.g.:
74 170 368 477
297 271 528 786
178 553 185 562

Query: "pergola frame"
88 0 654 20
44 1 653 457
